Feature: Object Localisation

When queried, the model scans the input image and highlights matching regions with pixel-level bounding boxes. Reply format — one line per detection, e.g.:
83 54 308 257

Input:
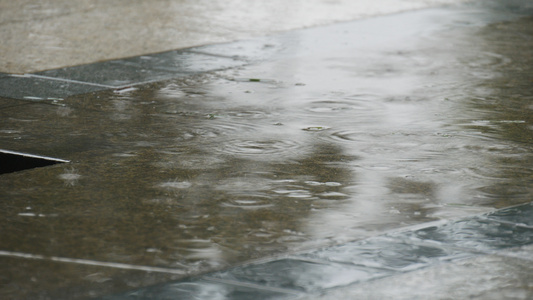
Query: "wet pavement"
101 202 533 299
0 0 467 74
1 0 533 299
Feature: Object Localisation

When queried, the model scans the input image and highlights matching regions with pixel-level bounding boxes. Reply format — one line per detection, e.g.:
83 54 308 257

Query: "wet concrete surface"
0 0 467 74
1 0 533 299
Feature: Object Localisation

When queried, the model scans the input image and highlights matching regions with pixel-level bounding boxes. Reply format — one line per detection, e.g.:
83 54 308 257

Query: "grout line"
0 250 186 275
185 50 249 61
23 74 116 88
0 149 69 163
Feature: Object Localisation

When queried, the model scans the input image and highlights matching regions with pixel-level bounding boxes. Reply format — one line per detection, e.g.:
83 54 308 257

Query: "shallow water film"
0 1 532 299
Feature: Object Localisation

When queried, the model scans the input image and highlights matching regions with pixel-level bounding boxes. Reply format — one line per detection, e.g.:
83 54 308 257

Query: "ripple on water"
301 93 385 116
158 180 192 189
328 130 366 143
177 122 259 142
221 197 275 210
219 139 305 160
224 110 270 119
155 153 227 170
305 100 374 114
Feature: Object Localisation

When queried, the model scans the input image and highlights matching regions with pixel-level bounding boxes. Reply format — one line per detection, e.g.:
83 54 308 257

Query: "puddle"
0 1 532 299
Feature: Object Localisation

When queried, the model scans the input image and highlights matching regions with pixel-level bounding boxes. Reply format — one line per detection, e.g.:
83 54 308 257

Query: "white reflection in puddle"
58 168 81 186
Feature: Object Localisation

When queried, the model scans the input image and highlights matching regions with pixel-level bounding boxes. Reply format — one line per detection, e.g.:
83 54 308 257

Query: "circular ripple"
177 122 258 142
225 110 270 119
221 198 274 210
221 139 302 157
305 100 370 114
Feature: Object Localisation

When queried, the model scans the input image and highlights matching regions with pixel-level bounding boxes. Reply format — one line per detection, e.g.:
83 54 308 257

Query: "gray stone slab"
486 202 533 227
101 279 295 300
308 254 533 300
206 258 391 293
396 217 533 252
298 236 475 272
119 50 246 73
35 61 180 88
0 75 106 100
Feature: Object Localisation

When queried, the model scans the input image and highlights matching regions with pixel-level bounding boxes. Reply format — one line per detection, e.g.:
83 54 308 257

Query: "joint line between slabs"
0 250 186 275
22 74 116 88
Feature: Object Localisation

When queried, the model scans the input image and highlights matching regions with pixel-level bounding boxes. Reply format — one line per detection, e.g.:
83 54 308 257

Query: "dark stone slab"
0 75 106 100
35 51 245 88
35 62 179 88
101 279 295 300
206 258 391 293
298 236 475 272
486 202 533 227
397 217 533 252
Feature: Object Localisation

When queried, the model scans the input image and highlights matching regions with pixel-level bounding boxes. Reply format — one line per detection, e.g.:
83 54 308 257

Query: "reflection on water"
0 5 532 298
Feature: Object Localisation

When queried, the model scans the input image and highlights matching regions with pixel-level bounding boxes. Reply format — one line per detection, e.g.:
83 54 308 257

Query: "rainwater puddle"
1 2 532 299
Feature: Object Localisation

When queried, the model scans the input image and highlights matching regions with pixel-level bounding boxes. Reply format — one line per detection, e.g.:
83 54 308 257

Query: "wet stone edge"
0 46 252 101
101 202 533 299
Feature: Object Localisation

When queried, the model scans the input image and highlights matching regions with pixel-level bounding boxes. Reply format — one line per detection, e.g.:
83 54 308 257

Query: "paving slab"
0 75 107 101
486 202 533 227
297 236 476 272
35 51 246 89
308 252 533 300
116 51 246 74
396 215 533 252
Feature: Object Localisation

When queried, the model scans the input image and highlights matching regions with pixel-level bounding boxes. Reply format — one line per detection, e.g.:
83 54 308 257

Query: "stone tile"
309 254 533 300
0 75 106 100
397 217 533 252
206 258 391 293
298 236 475 272
34 51 244 88
102 279 296 300
119 50 246 73
35 61 179 88
486 202 533 227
